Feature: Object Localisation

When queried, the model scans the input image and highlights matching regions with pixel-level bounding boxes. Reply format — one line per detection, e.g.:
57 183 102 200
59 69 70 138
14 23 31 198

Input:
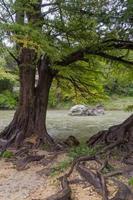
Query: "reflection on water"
0 110 132 141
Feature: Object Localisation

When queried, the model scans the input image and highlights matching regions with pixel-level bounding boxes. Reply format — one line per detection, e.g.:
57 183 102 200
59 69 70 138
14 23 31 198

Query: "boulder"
69 104 105 116
68 104 88 116
95 105 105 115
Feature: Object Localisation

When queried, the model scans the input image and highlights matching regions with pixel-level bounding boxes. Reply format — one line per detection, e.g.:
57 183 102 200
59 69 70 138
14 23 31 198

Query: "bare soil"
0 150 132 200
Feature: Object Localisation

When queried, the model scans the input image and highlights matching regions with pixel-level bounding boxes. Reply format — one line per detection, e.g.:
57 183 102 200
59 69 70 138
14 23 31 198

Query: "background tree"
0 0 132 149
0 51 18 109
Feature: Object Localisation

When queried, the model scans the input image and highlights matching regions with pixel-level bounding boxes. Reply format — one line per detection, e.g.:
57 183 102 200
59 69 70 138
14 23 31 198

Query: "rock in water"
68 104 88 116
69 104 105 116
96 105 105 115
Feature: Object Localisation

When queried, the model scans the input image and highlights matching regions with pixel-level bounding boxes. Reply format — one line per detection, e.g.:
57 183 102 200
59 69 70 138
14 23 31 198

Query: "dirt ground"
0 151 132 200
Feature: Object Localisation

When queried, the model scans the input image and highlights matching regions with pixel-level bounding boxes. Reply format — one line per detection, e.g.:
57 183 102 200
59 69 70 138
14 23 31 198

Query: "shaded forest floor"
0 148 133 200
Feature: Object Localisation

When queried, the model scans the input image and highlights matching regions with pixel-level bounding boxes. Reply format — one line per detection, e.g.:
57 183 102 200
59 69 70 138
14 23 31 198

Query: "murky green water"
0 110 132 141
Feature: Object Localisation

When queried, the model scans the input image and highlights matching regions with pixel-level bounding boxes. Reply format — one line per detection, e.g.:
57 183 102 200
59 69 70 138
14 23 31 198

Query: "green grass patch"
103 96 133 111
68 144 99 159
50 159 72 176
0 150 14 158
50 144 102 176
42 143 51 151
128 177 133 186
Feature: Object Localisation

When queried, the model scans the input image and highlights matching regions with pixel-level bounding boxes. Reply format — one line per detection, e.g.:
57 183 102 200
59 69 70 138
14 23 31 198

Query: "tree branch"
42 7 58 17
57 48 133 67
57 74 101 99
1 0 15 23
6 49 20 64
57 50 84 66
102 39 133 50
41 3 57 7
93 51 133 66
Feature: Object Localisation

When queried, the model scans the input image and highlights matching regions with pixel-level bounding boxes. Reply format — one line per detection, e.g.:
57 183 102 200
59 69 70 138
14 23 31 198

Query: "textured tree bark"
0 48 36 148
87 114 133 153
0 50 55 149
34 56 55 145
0 0 56 149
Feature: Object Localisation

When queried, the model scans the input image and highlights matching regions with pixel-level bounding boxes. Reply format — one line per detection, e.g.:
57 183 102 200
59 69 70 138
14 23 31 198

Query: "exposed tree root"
0 128 20 153
16 155 45 170
15 147 31 157
1 112 132 199
77 163 103 194
63 136 80 147
45 176 72 200
111 179 133 200
99 173 108 200
122 152 133 165
46 154 133 200
87 114 133 155
105 166 133 178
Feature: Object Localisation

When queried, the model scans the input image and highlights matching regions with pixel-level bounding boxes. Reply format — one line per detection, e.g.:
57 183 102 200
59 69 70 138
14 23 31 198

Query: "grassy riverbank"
103 96 133 110
49 96 133 111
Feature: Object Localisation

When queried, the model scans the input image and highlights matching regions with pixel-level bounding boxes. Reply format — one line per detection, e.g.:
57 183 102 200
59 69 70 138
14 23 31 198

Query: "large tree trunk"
0 0 57 150
0 49 55 150
0 48 36 148
34 56 55 146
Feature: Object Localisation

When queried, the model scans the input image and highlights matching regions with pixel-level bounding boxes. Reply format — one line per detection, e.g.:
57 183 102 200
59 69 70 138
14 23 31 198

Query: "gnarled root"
77 163 103 194
46 176 72 200
111 179 133 200
16 155 45 170
87 114 133 157
46 154 133 200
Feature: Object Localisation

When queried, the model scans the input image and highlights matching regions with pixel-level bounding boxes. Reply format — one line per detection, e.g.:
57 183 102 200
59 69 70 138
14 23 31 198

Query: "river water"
0 110 131 141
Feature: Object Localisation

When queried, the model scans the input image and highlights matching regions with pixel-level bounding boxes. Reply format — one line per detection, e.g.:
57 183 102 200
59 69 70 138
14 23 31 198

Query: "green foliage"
103 96 133 111
125 104 133 112
104 62 133 96
50 144 101 176
128 177 133 186
6 23 60 61
68 144 97 159
0 150 14 158
0 56 18 109
0 0 133 109
0 78 13 92
0 67 17 92
48 83 60 108
50 159 72 176
101 163 114 174
50 59 108 107
0 55 18 93
126 85 133 96
42 143 51 151
0 90 18 109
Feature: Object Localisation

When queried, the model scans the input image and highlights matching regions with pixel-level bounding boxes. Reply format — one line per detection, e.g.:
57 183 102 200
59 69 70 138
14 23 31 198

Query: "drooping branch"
57 74 100 99
6 49 20 64
93 51 133 66
57 47 133 67
57 50 84 66
102 39 133 50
